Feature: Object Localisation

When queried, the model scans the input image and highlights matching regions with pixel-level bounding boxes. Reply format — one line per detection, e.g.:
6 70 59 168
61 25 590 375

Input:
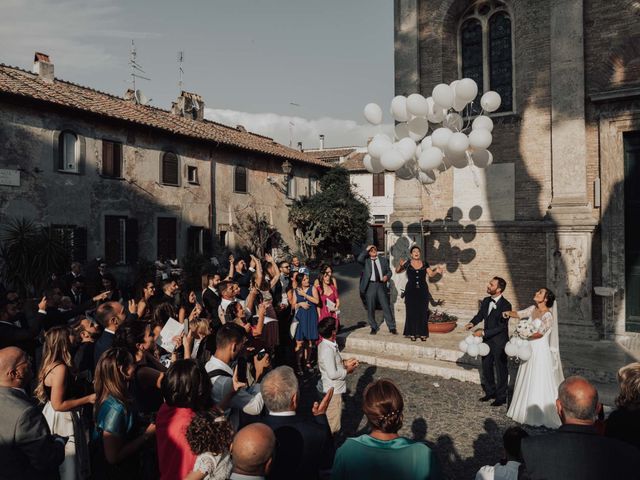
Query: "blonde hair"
190 318 212 338
616 362 640 411
94 347 134 419
35 326 73 404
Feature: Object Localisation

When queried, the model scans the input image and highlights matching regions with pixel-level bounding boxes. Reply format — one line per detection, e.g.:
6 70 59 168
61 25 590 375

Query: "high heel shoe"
410 336 417 342
420 336 427 342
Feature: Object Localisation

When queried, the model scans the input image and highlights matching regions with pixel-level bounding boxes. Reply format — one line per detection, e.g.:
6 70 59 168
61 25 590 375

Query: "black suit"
0 386 65 479
202 287 221 320
94 330 115 366
521 424 640 480
259 413 334 480
469 296 512 401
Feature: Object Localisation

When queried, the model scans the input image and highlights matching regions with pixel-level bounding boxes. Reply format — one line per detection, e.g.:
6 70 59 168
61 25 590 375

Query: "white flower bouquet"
515 317 542 339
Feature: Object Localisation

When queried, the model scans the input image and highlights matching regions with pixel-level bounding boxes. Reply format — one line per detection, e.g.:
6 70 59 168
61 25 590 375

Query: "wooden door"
157 217 177 260
624 132 640 332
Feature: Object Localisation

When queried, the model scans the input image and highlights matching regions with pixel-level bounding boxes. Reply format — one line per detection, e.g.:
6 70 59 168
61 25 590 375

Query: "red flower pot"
428 321 457 334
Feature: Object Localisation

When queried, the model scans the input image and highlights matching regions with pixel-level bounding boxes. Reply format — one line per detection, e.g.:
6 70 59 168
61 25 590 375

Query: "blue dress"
294 287 318 341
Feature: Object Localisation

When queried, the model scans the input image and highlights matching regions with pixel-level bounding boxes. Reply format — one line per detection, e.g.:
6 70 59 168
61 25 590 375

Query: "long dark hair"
113 321 150 357
161 359 213 411
94 347 134 418
543 288 556 308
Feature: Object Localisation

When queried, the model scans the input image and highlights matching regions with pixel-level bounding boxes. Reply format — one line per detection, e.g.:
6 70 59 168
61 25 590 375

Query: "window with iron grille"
104 216 138 265
50 224 87 263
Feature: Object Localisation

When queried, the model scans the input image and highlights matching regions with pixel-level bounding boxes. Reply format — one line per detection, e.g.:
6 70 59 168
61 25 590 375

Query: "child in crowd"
185 411 234 480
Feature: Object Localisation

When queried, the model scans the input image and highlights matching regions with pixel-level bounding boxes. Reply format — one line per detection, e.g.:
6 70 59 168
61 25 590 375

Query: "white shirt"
269 410 296 417
369 257 383 282
487 294 503 315
317 339 347 394
475 461 521 480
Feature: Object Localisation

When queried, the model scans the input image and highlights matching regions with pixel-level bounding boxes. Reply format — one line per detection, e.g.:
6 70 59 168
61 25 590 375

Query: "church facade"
391 0 640 350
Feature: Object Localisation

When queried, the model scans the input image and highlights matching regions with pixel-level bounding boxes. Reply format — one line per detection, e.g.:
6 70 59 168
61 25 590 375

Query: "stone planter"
428 321 457 334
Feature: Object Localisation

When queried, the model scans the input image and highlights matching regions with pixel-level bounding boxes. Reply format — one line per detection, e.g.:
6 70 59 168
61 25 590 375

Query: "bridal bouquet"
515 317 543 339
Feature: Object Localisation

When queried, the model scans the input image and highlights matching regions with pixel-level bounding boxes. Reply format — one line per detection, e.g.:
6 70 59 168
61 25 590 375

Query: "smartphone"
236 357 248 384
184 318 190 336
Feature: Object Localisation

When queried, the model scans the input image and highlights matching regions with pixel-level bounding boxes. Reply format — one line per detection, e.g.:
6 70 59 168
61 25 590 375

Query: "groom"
465 276 512 406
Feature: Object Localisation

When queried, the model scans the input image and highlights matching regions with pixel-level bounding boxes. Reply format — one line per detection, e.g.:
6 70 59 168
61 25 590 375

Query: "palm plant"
0 218 70 297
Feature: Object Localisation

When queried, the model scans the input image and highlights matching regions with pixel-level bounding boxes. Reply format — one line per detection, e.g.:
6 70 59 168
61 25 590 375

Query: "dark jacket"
521 423 640 480
605 407 640 450
259 413 334 480
94 329 115 366
357 250 392 294
0 386 65 479
469 296 512 345
202 287 221 320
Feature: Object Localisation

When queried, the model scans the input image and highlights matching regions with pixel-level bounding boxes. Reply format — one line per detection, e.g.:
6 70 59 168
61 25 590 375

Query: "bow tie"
490 299 497 304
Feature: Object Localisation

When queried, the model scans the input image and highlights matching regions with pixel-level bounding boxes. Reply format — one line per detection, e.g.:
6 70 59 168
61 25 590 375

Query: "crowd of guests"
1 255 640 480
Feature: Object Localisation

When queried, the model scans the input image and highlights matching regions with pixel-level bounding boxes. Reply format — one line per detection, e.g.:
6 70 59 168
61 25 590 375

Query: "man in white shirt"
475 426 528 480
205 323 267 429
317 317 358 434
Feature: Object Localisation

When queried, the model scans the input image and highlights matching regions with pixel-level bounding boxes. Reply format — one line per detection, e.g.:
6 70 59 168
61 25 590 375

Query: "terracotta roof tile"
339 152 367 171
0 64 329 168
306 148 357 160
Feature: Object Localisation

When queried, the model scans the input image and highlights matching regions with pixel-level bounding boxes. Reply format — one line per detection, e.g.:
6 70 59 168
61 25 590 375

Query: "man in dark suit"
93 301 127 366
521 376 640 479
357 245 396 335
62 261 83 292
202 272 222 322
67 277 90 306
258 366 335 480
465 276 512 406
0 346 65 479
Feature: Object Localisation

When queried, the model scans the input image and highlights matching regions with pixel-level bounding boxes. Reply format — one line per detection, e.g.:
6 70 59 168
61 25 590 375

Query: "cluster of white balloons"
458 334 490 358
363 78 502 183
504 337 532 362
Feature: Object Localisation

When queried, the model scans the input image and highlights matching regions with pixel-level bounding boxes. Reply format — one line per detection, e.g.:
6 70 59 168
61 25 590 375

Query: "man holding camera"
205 323 269 429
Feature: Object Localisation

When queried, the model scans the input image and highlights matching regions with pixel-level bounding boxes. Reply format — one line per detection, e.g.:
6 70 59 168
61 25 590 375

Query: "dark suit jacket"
521 424 640 480
470 296 512 345
202 288 221 319
357 250 392 294
0 386 65 480
260 413 334 480
38 300 94 331
94 330 115 366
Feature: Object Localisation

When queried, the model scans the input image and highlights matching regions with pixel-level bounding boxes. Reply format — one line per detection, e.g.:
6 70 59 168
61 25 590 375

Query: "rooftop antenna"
178 51 184 93
129 40 150 92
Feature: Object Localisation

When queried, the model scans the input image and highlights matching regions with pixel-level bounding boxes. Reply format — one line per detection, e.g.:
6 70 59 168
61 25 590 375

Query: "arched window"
234 166 247 193
161 152 180 186
58 130 79 172
458 1 513 113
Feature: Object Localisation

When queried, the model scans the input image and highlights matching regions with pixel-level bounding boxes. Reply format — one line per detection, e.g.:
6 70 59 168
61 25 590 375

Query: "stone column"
394 0 420 96
547 0 598 340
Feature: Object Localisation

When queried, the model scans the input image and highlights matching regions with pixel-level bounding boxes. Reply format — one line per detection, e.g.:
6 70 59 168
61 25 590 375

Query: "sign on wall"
0 169 20 187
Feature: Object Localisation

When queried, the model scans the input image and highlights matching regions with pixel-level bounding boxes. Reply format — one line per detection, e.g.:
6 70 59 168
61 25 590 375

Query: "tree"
289 167 370 258
231 203 285 257
0 218 70 297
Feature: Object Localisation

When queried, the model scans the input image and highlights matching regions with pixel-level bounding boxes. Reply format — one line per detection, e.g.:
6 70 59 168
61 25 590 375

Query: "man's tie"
373 259 382 282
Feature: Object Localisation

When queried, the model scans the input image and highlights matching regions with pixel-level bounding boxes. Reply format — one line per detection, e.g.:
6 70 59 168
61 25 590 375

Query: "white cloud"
204 108 393 150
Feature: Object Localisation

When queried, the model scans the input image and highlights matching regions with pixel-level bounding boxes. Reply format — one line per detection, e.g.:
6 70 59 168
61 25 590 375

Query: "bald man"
521 376 640 480
0 347 65 479
230 423 276 480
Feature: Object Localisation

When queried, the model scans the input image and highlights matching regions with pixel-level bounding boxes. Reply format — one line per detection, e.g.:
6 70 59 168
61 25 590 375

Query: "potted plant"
428 310 458 334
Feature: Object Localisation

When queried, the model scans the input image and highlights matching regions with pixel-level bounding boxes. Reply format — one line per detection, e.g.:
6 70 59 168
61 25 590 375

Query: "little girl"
185 411 234 480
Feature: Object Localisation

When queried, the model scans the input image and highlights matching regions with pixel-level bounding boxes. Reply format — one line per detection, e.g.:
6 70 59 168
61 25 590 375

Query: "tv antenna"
178 51 184 93
129 40 150 91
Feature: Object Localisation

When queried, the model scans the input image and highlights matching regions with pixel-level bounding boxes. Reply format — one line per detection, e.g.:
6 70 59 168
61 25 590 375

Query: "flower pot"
428 321 457 334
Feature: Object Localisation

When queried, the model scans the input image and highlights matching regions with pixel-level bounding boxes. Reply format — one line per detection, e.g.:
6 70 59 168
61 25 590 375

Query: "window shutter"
103 140 114 176
158 217 177 259
72 227 88 263
187 226 198 254
203 228 213 255
125 218 138 264
163 153 179 185
104 216 120 265
114 142 122 178
234 166 247 193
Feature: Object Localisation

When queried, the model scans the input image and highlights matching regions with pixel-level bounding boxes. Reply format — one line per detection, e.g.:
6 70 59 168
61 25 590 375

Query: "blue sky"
2 0 394 147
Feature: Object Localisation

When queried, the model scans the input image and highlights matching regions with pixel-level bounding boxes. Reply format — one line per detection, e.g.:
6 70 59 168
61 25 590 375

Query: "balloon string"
466 151 480 188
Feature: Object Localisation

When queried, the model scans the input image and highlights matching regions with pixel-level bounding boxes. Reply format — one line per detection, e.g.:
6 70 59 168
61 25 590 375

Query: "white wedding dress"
506 305 564 428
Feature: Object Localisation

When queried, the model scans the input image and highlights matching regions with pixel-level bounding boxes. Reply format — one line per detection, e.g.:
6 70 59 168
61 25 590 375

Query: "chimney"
124 89 135 101
33 52 54 83
236 125 247 132
297 142 303 151
171 91 205 121
319 134 325 150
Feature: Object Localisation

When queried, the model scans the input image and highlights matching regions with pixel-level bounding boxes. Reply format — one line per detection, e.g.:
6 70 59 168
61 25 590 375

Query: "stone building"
392 0 640 351
0 53 328 280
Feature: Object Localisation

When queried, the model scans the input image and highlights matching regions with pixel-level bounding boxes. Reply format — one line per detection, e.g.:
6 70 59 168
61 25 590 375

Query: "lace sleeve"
517 305 535 319
194 452 217 475
537 311 553 335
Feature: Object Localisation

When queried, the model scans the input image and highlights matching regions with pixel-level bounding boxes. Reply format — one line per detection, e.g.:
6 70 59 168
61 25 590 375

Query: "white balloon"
418 170 436 184
447 132 470 155
456 78 479 102
504 342 517 357
368 137 392 158
380 149 405 171
469 129 493 150
452 96 468 112
517 343 532 361
408 117 430 141
426 97 446 123
471 149 493 168
478 343 491 356
472 115 494 132
395 163 416 180
397 137 417 161
432 83 454 109
406 93 429 117
473 335 483 345
449 80 460 97
465 335 475 345
480 91 502 113
444 146 469 169
394 122 411 140
415 144 423 158
363 154 384 174
516 338 525 347
418 146 444 171
467 343 479 357
443 113 464 131
431 127 453 149
458 339 468 353
421 136 433 149
373 133 392 143
363 103 383 125
391 95 410 122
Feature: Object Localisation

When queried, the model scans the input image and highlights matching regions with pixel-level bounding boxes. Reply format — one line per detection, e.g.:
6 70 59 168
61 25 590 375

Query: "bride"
503 288 564 428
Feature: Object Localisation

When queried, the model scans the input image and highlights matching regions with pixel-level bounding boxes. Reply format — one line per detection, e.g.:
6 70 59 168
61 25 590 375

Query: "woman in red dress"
315 263 340 331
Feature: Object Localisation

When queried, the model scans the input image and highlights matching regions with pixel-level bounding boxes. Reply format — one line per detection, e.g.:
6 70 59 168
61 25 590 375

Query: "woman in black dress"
396 245 444 341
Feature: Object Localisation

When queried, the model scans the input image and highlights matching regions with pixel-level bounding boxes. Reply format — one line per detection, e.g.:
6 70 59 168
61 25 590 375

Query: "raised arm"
395 258 407 274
